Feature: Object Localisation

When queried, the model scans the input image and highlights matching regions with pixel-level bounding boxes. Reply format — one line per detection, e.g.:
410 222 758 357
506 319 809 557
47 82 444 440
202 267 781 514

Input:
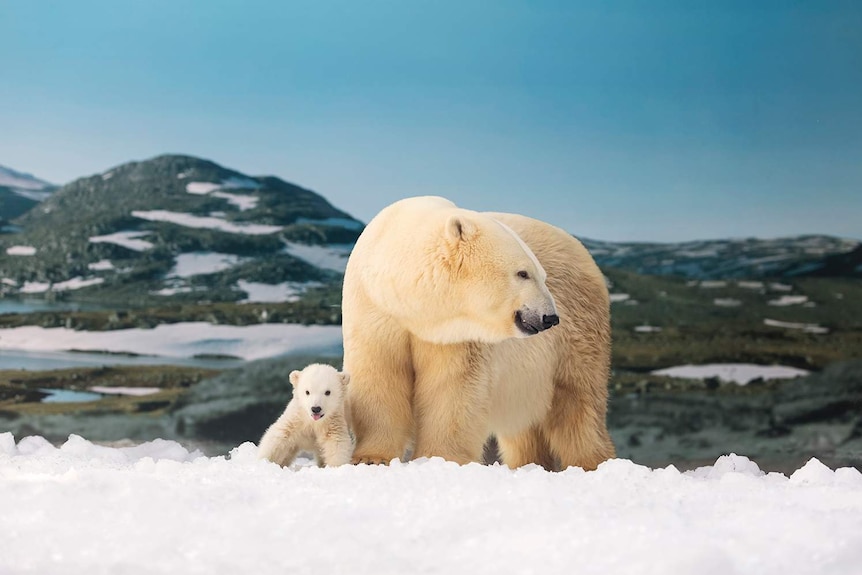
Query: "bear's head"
289 364 350 423
406 209 559 344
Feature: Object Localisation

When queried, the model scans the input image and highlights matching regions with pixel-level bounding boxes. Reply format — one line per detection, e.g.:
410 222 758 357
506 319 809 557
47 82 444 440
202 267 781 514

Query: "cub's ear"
446 214 478 242
289 370 301 387
339 372 350 386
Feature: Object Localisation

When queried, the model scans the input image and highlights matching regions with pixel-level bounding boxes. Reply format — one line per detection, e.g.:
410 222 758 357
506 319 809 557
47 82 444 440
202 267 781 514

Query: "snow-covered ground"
0 322 343 361
652 363 809 385
1 434 861 575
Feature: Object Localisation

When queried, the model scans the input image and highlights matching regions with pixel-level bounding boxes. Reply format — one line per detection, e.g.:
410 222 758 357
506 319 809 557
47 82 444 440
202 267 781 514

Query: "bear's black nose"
542 314 560 329
311 406 322 414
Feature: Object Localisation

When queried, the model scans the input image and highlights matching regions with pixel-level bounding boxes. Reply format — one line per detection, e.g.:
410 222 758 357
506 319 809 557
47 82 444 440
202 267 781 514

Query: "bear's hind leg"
497 426 557 471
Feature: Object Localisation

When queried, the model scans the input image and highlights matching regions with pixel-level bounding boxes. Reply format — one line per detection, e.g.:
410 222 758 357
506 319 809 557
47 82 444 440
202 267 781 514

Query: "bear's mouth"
312 412 324 421
514 310 540 335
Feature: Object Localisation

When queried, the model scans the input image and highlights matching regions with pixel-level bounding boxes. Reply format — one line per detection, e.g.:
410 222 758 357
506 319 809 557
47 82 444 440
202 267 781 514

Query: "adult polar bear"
342 196 614 470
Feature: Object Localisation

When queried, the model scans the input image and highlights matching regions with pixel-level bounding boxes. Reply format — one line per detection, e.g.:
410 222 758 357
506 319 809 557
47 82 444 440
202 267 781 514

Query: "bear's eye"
517 270 530 280
325 390 331 396
305 390 310 395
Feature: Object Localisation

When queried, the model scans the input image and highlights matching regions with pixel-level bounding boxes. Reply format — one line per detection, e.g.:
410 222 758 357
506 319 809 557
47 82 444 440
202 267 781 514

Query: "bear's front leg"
410 341 491 465
318 415 354 467
258 416 302 467
343 311 414 465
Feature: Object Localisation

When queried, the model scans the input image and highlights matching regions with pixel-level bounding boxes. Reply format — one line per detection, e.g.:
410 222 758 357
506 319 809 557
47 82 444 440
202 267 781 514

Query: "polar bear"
342 196 614 470
258 364 353 467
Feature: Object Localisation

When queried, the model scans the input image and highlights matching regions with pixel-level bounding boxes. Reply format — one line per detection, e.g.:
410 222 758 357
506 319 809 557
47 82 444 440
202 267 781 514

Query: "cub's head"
289 364 350 423
424 210 559 344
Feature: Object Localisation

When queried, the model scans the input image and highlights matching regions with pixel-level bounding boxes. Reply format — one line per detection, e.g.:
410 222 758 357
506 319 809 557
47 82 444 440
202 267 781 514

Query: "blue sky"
1 1 860 241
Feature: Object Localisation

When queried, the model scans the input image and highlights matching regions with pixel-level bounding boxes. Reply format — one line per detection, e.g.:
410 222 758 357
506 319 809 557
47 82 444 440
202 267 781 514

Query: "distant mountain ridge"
0 164 56 224
0 155 363 304
581 235 861 280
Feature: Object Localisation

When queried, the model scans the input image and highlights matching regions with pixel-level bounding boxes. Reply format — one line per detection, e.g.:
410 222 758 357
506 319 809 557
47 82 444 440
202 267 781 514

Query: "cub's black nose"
542 314 560 329
311 406 322 414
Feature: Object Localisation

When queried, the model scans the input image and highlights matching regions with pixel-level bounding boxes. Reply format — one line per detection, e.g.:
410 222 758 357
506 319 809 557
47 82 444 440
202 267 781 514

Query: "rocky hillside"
0 155 363 305
0 164 55 224
582 235 860 280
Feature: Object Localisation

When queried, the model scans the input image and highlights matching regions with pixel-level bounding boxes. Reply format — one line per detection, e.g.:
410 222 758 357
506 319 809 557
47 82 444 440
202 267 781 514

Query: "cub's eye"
325 390 331 396
305 390 310 395
517 270 529 280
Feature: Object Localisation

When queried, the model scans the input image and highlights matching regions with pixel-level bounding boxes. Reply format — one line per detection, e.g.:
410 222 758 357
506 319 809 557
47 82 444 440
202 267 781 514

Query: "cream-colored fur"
343 196 614 470
258 364 353 468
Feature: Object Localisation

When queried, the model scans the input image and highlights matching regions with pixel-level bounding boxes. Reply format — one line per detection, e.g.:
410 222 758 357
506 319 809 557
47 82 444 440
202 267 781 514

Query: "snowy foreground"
2 434 862 575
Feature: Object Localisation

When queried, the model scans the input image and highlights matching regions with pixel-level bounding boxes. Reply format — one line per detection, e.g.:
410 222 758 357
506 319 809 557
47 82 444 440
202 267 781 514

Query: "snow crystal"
0 322 342 361
282 241 353 273
651 363 809 385
2 434 862 575
89 230 154 251
5 245 37 256
132 210 281 235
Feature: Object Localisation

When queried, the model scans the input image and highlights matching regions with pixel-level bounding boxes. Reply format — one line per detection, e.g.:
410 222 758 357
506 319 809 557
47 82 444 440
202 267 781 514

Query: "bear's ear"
446 214 478 243
339 372 350 387
289 370 301 387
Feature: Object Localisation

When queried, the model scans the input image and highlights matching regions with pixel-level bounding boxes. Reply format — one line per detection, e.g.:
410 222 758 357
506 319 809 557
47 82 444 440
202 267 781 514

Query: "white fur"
258 364 353 467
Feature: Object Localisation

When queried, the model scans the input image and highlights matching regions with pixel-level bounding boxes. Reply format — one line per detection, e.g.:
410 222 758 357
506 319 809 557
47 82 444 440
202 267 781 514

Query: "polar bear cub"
258 363 353 467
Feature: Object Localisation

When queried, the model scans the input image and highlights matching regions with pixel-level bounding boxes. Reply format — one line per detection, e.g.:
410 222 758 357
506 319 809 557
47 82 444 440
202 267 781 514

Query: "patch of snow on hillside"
52 277 104 291
0 322 342 361
212 190 259 211
87 259 115 271
185 181 222 195
132 210 281 235
237 279 323 303
89 231 154 251
19 281 50 294
5 245 36 256
186 177 261 195
764 318 829 334
652 363 809 385
2 278 17 286
294 217 364 231
2 437 862 575
168 252 245 278
768 295 809 307
698 280 727 288
152 286 200 296
737 281 764 289
714 298 741 307
608 293 630 303
101 171 114 180
634 325 662 333
88 386 161 396
769 282 793 292
283 242 352 273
